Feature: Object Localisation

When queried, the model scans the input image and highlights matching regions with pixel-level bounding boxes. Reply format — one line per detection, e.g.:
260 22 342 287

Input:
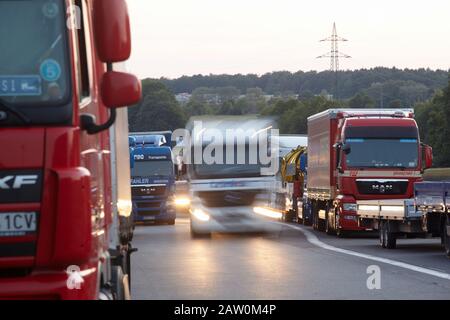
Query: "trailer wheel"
379 222 386 248
312 201 318 231
325 211 335 235
382 221 397 249
444 216 450 258
336 227 347 238
386 232 397 249
302 202 312 226
318 216 326 232
325 213 331 234
111 266 125 300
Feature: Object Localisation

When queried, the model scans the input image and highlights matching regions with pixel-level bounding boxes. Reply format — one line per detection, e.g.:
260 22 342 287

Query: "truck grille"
139 210 160 216
214 213 248 222
137 202 161 209
132 186 166 197
199 191 257 208
356 180 409 195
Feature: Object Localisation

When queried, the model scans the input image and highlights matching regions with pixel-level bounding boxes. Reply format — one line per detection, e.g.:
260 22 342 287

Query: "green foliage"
348 92 375 108
262 96 339 134
415 76 450 167
128 79 186 132
161 68 448 105
365 80 430 107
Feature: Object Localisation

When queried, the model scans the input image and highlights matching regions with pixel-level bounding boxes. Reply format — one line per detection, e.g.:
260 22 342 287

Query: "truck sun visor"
345 126 418 139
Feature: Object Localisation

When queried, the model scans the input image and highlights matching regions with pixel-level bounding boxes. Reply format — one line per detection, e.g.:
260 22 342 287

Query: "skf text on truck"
305 109 432 237
0 0 142 299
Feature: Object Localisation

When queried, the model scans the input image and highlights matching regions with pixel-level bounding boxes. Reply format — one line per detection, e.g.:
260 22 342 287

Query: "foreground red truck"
0 0 141 299
306 109 433 237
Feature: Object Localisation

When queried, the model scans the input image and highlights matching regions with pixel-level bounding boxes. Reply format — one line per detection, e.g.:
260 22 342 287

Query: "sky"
127 0 450 79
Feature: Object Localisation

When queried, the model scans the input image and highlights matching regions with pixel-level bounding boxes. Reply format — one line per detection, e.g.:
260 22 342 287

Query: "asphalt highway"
131 218 450 300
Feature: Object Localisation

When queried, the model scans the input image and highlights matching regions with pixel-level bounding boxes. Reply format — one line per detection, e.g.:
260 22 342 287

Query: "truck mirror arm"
80 109 117 135
334 142 344 173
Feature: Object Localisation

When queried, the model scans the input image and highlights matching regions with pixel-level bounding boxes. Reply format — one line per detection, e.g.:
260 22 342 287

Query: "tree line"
161 68 448 102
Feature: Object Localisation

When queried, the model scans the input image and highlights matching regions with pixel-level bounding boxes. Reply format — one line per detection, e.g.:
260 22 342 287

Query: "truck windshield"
345 138 419 169
192 144 265 179
0 0 69 105
132 161 174 177
194 163 263 179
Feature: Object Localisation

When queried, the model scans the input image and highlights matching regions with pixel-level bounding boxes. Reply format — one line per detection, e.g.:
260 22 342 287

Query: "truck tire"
386 231 397 249
334 209 346 238
303 202 312 227
444 216 450 257
190 221 211 239
336 228 347 238
99 287 114 300
111 266 125 300
126 248 132 288
382 221 397 249
379 222 387 248
297 213 303 225
325 211 335 235
303 217 310 226
312 202 319 231
191 230 211 239
318 215 326 232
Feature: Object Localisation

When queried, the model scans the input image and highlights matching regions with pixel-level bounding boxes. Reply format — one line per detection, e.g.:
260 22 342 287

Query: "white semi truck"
184 116 281 237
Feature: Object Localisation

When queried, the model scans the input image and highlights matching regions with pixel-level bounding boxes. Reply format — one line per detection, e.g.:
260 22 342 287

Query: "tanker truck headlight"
343 203 357 212
175 196 191 207
191 209 210 222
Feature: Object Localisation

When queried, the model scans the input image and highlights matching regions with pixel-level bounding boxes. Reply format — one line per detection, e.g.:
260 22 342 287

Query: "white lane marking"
281 223 450 281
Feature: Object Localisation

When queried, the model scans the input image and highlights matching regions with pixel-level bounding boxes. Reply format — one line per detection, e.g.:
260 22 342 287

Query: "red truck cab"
0 0 141 299
307 109 432 237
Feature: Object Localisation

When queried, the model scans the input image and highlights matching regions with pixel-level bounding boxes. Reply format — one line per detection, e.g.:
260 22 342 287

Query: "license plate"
0 76 42 96
144 216 156 220
0 212 37 236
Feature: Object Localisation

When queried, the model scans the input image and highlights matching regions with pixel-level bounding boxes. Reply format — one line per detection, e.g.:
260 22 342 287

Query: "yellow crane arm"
281 146 307 183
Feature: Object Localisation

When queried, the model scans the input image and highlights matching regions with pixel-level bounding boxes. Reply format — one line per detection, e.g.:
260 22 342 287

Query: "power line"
317 22 351 99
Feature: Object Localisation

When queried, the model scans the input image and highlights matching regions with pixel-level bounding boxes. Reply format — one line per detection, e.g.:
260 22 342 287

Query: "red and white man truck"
0 0 141 299
306 109 432 237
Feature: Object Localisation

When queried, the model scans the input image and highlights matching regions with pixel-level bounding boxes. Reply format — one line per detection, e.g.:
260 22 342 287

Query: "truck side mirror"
342 144 351 155
93 0 131 63
423 144 433 170
81 72 141 134
334 143 344 174
101 72 141 109
81 0 141 135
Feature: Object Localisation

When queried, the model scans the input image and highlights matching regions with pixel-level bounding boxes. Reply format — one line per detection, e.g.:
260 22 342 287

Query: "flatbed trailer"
358 182 450 257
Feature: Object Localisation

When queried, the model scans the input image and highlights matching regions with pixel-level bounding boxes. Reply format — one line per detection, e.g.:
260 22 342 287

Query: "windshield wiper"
0 98 31 125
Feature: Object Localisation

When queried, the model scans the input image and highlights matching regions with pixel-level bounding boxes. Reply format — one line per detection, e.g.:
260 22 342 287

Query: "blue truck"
129 135 177 225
